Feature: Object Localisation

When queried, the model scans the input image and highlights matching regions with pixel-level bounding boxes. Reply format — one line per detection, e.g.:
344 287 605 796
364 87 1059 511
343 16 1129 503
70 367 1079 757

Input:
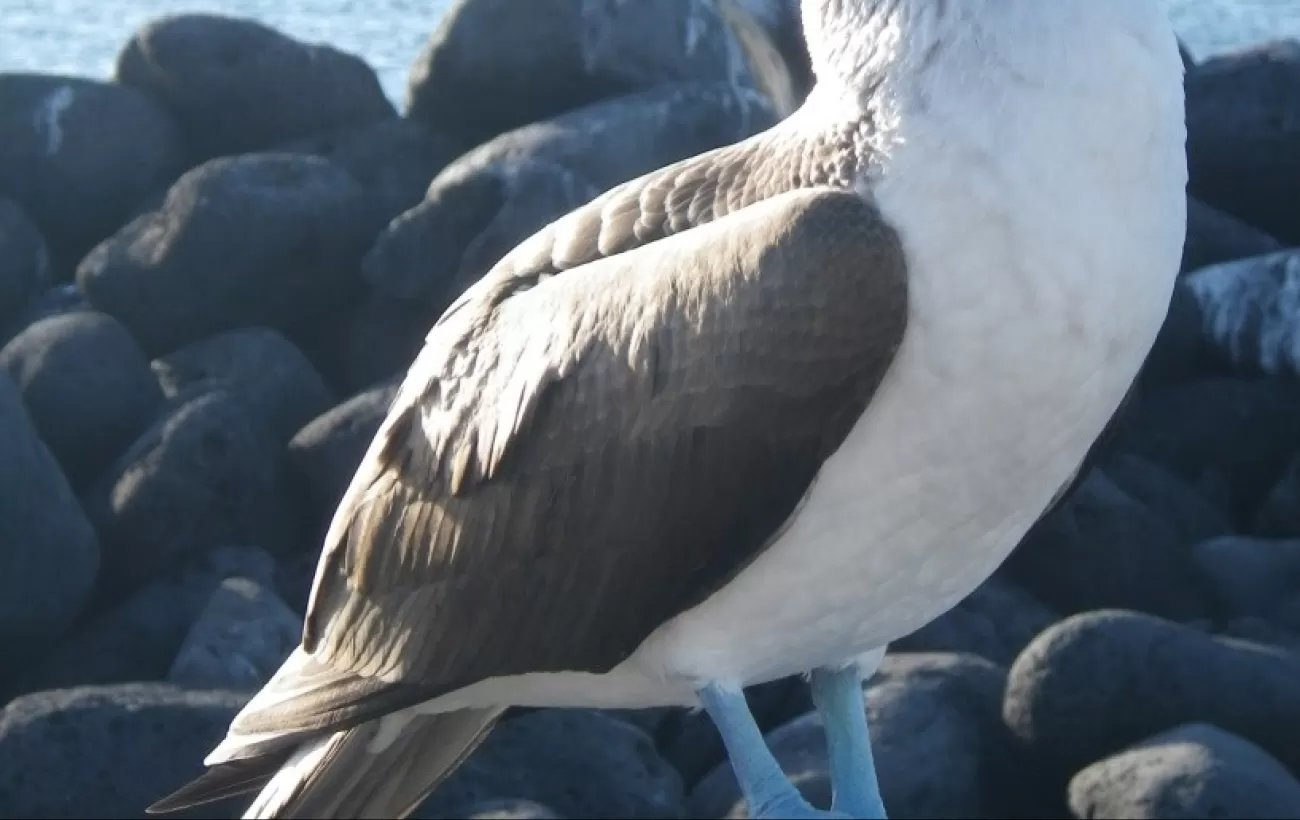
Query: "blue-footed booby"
150 0 1188 817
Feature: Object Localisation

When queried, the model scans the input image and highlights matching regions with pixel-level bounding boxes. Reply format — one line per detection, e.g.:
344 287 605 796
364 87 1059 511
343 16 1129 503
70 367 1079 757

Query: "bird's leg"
697 683 849 819
809 664 888 819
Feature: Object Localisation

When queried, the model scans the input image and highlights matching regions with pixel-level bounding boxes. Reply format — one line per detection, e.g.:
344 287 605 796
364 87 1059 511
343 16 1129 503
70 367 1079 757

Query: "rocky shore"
1 1 1299 817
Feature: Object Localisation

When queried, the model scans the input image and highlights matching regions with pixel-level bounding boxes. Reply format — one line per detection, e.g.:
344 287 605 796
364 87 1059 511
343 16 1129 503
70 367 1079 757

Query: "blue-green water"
2 0 1298 106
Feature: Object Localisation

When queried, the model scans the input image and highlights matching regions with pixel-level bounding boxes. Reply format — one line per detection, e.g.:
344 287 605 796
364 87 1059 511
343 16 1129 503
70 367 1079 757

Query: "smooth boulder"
0 73 185 277
0 198 50 329
1184 39 1300 244
1068 723 1300 820
0 372 99 659
1100 452 1233 545
116 12 395 160
1181 196 1283 275
1008 468 1208 620
1003 610 1300 775
1256 454 1300 539
1112 377 1300 523
78 153 374 357
1191 536 1300 620
405 0 769 145
278 117 467 232
1 311 163 487
153 326 335 445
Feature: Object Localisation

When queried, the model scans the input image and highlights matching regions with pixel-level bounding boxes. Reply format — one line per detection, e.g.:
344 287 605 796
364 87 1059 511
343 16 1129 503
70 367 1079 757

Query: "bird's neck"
800 0 947 107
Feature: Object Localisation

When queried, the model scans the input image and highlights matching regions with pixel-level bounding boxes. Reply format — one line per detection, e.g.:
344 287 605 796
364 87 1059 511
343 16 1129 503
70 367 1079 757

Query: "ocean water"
2 0 1299 106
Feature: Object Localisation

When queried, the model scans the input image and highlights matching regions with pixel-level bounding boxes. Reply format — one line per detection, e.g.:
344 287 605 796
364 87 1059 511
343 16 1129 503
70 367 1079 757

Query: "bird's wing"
266 185 906 734
448 122 815 296
150 179 907 815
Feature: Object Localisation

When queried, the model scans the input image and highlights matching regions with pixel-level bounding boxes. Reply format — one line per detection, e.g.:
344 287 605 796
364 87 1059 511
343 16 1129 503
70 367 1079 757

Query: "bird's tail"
242 707 503 819
150 707 503 819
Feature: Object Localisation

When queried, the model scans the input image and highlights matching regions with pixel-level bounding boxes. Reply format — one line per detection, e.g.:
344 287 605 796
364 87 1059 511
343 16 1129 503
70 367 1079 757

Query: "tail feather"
147 755 288 815
150 708 504 819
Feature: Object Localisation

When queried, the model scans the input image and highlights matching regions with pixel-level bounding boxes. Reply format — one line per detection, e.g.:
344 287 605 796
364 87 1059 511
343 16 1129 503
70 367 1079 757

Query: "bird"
149 0 1188 817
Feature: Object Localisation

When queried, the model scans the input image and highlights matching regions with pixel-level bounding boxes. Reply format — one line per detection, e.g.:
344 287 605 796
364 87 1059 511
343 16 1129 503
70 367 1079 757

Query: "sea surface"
2 0 1299 106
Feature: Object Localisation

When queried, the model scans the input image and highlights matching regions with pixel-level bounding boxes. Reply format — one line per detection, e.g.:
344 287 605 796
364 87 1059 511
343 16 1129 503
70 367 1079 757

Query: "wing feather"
169 180 904 819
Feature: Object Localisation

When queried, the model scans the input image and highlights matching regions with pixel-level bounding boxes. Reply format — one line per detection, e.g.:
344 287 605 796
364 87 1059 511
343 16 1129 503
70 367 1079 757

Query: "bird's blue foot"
697 682 857 819
809 664 888 818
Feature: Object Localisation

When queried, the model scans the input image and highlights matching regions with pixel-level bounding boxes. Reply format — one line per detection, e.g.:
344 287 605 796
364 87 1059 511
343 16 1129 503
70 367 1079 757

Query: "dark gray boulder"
1003 610 1300 776
0 283 90 349
405 0 766 146
84 388 300 598
1256 453 1300 539
287 380 398 539
1008 469 1208 620
1 546 274 704
116 12 395 160
153 327 335 445
1068 723 1300 820
1191 536 1300 620
1111 377 1300 524
277 117 467 233
1 311 163 488
77 153 374 358
1100 452 1233 545
0 73 185 277
0 372 99 660
0 683 246 818
1181 196 1284 275
417 709 683 819
167 576 301 691
0 198 50 330
1184 39 1300 244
